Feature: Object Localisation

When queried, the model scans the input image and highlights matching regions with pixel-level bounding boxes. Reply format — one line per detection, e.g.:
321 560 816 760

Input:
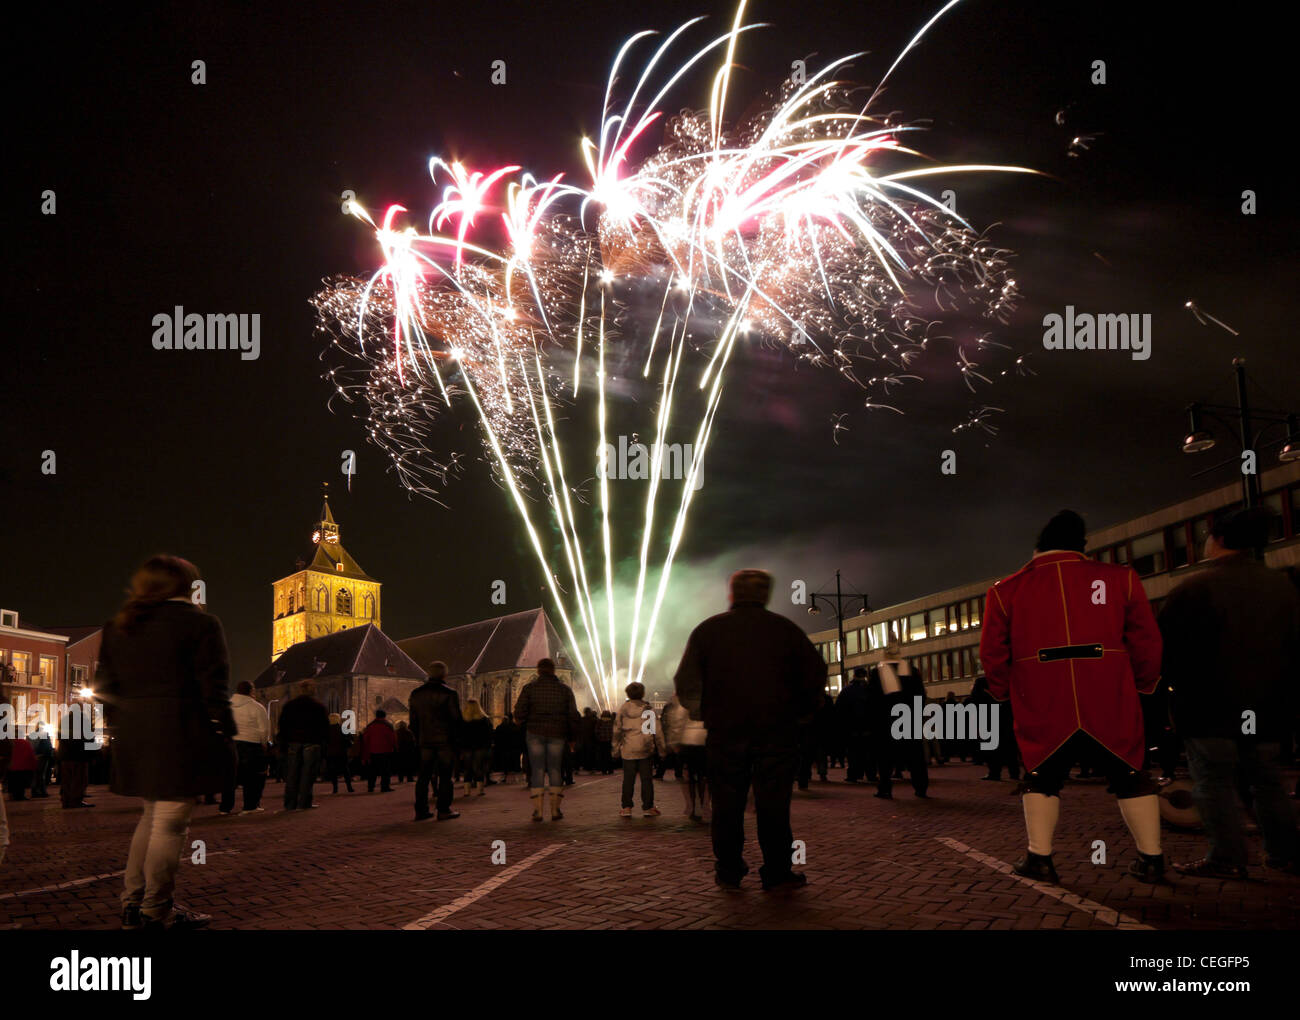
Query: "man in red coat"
980 510 1165 883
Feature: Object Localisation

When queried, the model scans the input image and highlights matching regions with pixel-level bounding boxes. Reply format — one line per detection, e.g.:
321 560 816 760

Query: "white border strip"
935 837 1153 930
402 842 566 930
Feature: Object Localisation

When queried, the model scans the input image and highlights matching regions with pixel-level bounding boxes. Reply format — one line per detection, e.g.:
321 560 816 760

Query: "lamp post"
806 570 871 692
1182 358 1300 510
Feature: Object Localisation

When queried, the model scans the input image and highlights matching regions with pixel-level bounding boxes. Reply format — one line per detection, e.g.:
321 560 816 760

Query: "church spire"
308 484 370 579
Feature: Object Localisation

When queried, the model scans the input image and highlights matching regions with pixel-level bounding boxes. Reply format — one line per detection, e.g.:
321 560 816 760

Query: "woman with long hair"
460 699 493 797
97 554 235 930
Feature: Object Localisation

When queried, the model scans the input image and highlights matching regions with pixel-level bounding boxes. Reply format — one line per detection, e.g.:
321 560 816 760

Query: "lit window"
336 588 353 616
1167 523 1189 569
1131 532 1167 577
908 612 925 642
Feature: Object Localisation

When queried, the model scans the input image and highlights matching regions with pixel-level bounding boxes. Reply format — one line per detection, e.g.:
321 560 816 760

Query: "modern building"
0 610 68 734
271 489 382 660
397 608 579 723
253 623 426 733
811 460 1300 699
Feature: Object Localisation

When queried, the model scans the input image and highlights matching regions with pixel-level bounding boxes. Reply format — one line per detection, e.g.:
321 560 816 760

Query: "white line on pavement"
402 842 566 930
0 851 241 902
934 837 1154 930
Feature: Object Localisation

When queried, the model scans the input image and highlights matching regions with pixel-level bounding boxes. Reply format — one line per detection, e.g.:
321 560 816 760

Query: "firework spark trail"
534 357 611 694
626 291 689 684
635 302 747 685
596 295 618 692
455 348 606 711
519 352 608 690
313 1 1038 704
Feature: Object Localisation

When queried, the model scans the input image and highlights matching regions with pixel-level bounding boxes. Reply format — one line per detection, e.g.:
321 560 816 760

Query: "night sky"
5 1 1294 689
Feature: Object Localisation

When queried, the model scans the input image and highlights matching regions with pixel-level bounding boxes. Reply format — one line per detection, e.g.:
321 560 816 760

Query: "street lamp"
1180 360 1297 509
807 570 871 692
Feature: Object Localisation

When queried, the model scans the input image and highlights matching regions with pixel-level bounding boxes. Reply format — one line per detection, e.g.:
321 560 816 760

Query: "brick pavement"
1 763 1297 930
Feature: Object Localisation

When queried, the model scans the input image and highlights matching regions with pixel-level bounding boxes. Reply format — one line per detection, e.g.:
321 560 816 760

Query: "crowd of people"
2 503 1297 926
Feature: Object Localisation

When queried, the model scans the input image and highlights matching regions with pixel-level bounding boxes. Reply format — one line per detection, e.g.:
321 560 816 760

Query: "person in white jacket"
663 694 709 822
220 681 271 815
612 682 667 818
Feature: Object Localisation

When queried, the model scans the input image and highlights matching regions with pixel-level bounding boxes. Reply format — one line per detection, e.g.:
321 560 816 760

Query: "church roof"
397 608 572 677
254 623 423 689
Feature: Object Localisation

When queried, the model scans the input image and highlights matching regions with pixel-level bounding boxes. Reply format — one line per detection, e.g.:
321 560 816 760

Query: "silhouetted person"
867 646 929 799
1160 507 1300 878
395 720 417 783
277 681 330 810
514 658 580 821
409 661 463 821
324 713 354 794
595 711 615 774
57 702 95 809
28 726 53 798
460 699 493 797
836 667 873 783
493 716 523 782
674 569 825 891
97 554 233 930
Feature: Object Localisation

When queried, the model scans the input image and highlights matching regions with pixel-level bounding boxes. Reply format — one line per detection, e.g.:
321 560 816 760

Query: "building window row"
1092 483 1297 578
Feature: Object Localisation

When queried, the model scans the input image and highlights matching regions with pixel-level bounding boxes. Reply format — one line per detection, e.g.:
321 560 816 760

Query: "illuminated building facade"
271 491 382 661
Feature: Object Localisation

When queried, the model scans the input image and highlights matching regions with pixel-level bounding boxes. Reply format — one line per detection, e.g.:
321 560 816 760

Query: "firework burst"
312 0 1037 709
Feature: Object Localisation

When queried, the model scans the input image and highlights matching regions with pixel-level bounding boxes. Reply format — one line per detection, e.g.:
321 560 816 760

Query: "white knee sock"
1118 795 1162 856
1023 793 1060 855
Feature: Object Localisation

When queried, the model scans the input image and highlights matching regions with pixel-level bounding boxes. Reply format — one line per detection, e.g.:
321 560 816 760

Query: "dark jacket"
673 601 826 740
324 723 352 759
513 674 580 740
1159 554 1300 739
866 660 925 719
97 601 235 799
409 678 463 747
277 694 331 747
460 716 493 751
57 703 97 761
836 679 872 732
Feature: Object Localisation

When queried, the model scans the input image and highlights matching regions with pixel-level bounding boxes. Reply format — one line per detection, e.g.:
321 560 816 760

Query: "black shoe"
436 810 460 821
914 791 930 798
1174 856 1247 879
874 791 892 799
143 906 212 931
1128 852 1166 883
762 871 808 892
1013 852 1060 884
121 904 143 931
715 864 749 891
414 812 433 821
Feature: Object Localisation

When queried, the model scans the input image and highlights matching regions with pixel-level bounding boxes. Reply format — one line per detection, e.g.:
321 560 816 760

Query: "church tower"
271 485 382 660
